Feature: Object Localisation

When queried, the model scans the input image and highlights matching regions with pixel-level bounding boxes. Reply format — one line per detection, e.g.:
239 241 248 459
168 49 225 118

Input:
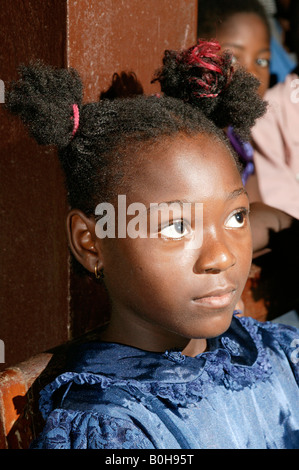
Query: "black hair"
153 41 266 141
197 0 271 40
5 45 266 216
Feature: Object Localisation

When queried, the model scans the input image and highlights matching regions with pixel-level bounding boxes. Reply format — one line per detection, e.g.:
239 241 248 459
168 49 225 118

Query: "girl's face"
216 13 271 97
98 134 252 352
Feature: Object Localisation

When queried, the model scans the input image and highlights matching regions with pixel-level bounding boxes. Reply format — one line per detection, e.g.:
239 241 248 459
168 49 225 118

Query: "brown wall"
67 0 197 100
0 0 70 372
0 0 197 370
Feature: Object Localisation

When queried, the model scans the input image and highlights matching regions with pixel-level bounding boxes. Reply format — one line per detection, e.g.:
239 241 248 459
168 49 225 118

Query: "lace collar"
39 315 273 417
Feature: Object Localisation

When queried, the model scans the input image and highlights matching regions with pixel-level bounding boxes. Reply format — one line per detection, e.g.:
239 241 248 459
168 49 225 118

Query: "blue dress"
32 315 299 449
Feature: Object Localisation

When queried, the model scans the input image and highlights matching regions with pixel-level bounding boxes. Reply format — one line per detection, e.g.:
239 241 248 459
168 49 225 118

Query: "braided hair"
5 43 266 216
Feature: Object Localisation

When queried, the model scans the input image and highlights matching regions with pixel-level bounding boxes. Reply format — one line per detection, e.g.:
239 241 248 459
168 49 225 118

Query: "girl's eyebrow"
227 187 249 200
222 43 271 54
146 190 248 212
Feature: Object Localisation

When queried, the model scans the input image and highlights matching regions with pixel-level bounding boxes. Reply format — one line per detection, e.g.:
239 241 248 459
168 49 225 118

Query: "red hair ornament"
178 40 233 98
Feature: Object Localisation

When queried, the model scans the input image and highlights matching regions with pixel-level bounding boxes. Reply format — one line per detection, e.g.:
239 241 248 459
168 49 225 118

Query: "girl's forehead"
123 134 241 204
218 12 270 40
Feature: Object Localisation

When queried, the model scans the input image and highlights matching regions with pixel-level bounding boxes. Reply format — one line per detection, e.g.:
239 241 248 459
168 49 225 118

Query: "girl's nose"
194 232 237 274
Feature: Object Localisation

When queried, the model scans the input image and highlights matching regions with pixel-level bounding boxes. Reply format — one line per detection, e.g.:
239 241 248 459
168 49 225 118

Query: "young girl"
197 0 271 97
196 0 298 214
6 42 299 449
251 0 299 219
197 0 271 191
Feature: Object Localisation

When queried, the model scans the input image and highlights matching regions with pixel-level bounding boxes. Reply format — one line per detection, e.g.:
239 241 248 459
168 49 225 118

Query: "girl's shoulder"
31 407 154 449
238 315 299 388
245 315 299 375
240 313 299 358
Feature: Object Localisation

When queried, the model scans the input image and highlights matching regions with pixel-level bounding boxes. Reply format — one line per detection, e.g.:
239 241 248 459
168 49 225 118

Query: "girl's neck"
182 338 208 357
100 317 207 357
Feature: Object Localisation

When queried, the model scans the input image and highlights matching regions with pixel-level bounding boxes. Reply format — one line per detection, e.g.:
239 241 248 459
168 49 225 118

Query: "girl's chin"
186 309 235 340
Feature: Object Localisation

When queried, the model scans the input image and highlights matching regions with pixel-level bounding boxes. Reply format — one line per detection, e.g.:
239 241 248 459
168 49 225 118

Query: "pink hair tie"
71 103 80 137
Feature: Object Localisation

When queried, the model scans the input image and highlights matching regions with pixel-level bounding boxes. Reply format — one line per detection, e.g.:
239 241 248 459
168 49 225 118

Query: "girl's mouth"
192 287 237 309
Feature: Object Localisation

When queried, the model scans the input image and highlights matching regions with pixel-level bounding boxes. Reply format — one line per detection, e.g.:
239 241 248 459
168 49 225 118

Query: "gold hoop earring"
94 264 103 279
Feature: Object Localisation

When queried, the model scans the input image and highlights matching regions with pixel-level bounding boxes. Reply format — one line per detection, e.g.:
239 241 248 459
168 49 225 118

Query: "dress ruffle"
39 315 278 418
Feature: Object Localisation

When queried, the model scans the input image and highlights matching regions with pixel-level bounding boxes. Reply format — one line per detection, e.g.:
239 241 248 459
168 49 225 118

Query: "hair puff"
5 61 83 147
153 40 267 141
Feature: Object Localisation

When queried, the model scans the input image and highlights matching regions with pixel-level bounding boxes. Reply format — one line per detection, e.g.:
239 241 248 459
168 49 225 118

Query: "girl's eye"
160 220 190 239
256 58 269 68
225 209 248 229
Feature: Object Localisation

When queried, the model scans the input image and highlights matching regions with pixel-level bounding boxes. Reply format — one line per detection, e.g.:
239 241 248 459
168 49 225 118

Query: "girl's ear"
66 210 104 274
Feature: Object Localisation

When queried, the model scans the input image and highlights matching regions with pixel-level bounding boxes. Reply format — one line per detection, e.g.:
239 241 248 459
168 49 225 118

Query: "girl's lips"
192 288 236 309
